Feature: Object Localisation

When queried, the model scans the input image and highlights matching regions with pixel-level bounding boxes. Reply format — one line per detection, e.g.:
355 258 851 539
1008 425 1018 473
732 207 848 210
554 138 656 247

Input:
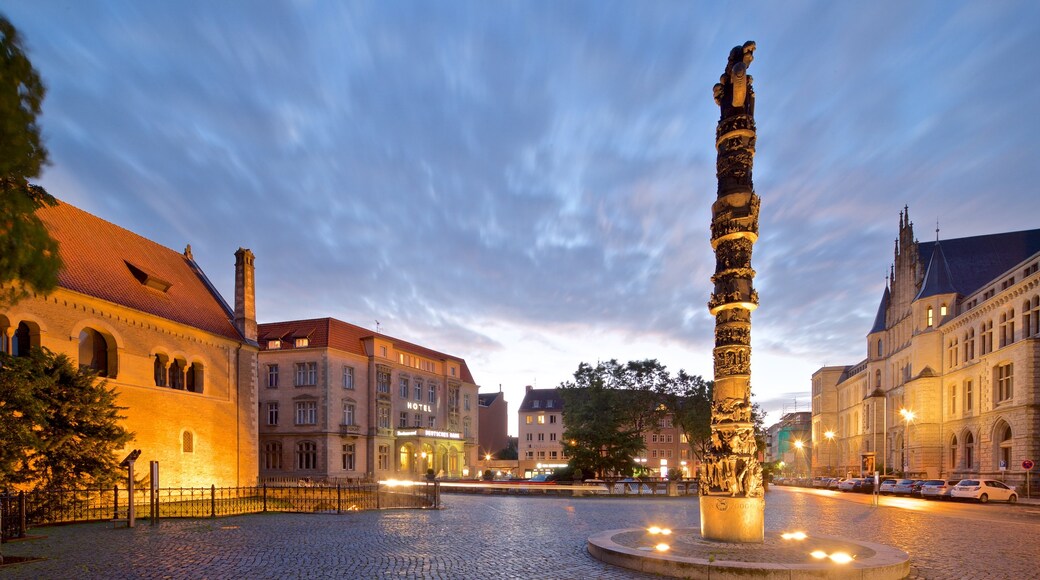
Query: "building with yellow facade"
812 208 1040 489
1 201 259 487
256 318 479 481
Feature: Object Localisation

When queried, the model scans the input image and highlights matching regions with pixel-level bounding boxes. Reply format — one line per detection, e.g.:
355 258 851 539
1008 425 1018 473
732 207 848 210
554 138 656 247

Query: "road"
1 485 1037 579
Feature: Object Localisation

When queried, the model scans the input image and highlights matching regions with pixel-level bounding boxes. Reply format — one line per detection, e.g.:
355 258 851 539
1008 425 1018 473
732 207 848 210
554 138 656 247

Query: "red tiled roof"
37 201 242 341
257 317 477 384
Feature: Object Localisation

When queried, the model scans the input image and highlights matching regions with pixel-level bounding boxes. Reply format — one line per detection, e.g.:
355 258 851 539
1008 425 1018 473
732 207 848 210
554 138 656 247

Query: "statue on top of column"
713 41 756 117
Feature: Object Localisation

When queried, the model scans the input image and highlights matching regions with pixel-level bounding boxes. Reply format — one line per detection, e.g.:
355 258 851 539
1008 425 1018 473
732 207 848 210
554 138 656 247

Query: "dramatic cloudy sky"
5 1 1039 434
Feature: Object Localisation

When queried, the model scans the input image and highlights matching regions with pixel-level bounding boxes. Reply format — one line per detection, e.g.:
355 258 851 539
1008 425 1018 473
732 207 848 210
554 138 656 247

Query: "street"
1 486 1037 579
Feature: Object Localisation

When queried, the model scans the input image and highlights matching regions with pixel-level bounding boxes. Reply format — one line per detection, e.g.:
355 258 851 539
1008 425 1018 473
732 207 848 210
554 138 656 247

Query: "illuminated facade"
0 201 260 487
256 318 479 481
765 412 812 477
812 209 1040 489
477 389 510 459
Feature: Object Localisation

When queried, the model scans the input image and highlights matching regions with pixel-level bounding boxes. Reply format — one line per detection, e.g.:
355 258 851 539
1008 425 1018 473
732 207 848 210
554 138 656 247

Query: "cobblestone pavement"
2 487 1038 579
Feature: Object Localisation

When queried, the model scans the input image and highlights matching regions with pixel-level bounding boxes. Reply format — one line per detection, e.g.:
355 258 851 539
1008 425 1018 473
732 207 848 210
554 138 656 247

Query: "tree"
665 371 713 465
0 348 133 490
559 360 670 478
0 14 62 306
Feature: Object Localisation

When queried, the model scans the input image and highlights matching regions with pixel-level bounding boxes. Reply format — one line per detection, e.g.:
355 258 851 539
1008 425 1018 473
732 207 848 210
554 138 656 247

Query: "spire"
870 284 891 334
915 241 959 300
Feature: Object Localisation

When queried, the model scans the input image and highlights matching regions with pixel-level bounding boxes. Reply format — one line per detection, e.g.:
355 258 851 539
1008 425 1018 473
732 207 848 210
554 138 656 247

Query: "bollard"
262 483 267 512
210 485 216 518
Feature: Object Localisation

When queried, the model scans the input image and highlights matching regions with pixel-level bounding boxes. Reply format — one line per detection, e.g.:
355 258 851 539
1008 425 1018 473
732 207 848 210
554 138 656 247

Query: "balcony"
340 423 362 435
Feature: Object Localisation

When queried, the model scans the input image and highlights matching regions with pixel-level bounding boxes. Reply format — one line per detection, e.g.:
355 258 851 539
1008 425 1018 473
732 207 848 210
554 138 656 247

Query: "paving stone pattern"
1 488 1037 579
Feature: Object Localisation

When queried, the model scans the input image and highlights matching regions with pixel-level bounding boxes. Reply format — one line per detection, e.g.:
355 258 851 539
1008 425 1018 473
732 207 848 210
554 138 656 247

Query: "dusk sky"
5 1 1039 435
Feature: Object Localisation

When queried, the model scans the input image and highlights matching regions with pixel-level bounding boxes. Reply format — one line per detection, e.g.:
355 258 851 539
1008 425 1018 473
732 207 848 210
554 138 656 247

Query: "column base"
699 496 764 543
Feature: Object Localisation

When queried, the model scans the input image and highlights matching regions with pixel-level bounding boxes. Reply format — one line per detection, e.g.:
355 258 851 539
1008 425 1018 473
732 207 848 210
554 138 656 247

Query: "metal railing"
1 481 438 542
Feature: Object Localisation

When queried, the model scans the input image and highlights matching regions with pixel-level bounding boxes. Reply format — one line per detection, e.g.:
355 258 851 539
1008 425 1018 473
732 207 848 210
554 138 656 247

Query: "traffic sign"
1023 459 1035 470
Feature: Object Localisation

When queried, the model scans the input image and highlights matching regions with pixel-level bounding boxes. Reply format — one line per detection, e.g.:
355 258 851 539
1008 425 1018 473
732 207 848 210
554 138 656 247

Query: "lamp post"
866 388 888 476
824 430 835 477
899 409 915 476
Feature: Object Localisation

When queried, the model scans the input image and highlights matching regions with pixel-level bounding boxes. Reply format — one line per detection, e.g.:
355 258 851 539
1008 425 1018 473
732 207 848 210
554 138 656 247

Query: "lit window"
294 337 309 348
268 339 281 350
525 416 532 424
537 415 545 424
926 306 933 327
940 304 947 317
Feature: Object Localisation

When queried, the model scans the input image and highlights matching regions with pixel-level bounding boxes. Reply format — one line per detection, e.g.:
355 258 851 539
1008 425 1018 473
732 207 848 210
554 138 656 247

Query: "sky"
4 1 1039 436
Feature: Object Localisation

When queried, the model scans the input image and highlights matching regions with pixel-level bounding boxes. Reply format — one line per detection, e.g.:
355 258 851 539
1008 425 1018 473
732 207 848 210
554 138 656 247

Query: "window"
463 417 471 438
342 444 356 470
949 436 957 467
549 415 557 424
378 445 390 470
295 401 317 425
537 451 545 459
963 329 975 361
413 413 421 427
550 451 557 459
377 404 390 429
267 364 279 388
947 338 958 369
267 402 279 426
532 400 540 409
427 415 435 428
876 339 882 358
399 411 408 427
965 432 975 468
268 339 281 350
549 433 556 441
964 380 973 412
1025 295 1040 337
537 433 544 441
428 384 436 404
875 369 881 389
464 394 471 411
526 451 534 459
949 384 956 415
996 363 1013 403
153 354 167 386
926 306 933 327
380 346 387 358
264 441 282 470
998 423 1013 472
295 362 317 386
343 401 355 426
343 366 354 389
651 434 659 443
399 377 409 398
537 415 545 425
526 433 532 441
169 359 185 389
940 304 947 317
377 368 390 393
999 309 1015 347
182 431 194 453
414 380 422 401
525 416 532 424
547 400 554 409
294 337 309 348
296 441 317 470
186 362 203 393
78 328 110 376
450 366 456 377
980 321 993 355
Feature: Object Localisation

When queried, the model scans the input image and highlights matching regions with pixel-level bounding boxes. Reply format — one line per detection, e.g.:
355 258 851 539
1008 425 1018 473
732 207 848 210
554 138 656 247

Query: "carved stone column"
699 40 764 543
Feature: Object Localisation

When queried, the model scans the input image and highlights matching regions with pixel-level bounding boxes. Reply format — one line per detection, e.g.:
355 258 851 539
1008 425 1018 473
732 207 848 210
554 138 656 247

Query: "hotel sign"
395 428 462 440
406 402 433 413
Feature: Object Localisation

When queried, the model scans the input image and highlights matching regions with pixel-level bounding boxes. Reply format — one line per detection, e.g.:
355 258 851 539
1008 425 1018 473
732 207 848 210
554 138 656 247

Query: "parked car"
950 479 1018 503
828 478 845 490
838 478 867 492
879 478 915 495
911 479 938 496
920 479 961 500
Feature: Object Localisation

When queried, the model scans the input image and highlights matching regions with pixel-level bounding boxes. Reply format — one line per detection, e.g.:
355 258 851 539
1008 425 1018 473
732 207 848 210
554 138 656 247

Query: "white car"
878 478 915 495
950 479 1018 503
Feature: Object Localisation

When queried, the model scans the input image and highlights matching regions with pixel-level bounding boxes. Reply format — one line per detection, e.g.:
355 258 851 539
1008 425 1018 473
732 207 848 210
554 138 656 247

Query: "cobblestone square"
2 487 1038 579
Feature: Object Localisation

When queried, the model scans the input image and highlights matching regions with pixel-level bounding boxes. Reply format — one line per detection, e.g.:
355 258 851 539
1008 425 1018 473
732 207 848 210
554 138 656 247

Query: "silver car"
920 479 960 500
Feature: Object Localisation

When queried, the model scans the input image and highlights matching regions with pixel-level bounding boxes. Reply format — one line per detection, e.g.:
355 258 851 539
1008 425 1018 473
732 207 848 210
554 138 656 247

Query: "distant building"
765 412 812 478
256 318 479 481
477 388 509 458
811 209 1040 487
1 200 259 487
517 386 566 476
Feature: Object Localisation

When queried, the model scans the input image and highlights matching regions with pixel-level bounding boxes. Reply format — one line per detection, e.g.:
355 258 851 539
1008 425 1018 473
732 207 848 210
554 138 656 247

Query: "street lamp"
824 431 835 477
794 440 806 478
899 409 915 476
866 388 888 476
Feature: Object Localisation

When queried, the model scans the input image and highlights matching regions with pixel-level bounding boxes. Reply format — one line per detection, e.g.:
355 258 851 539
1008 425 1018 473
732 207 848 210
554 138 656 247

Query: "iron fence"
1 482 438 542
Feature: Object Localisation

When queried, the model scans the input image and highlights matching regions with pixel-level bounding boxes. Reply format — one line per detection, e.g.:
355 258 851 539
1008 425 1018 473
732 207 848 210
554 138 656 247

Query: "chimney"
234 248 257 341
525 385 533 392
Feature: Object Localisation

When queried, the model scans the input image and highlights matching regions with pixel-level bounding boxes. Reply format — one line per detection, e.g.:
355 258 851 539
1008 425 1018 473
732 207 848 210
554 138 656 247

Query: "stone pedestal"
699 496 764 543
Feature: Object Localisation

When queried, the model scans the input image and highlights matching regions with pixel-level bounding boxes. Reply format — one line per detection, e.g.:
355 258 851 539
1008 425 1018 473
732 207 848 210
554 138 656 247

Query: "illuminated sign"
406 402 433 413
394 429 462 440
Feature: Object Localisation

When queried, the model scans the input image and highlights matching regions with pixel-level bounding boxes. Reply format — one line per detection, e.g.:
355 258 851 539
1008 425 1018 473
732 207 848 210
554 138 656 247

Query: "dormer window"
295 337 309 348
125 260 172 293
532 400 540 409
940 304 947 317
268 339 281 350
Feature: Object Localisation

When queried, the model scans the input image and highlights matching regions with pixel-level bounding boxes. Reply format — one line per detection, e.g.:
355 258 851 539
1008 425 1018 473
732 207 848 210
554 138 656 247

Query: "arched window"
950 435 958 467
13 322 33 357
78 328 110 376
876 339 882 358
264 441 282 470
926 306 933 327
875 369 881 389
296 441 317 470
1024 295 1039 337
169 359 185 389
186 362 204 393
182 431 194 453
153 354 168 387
964 432 975 470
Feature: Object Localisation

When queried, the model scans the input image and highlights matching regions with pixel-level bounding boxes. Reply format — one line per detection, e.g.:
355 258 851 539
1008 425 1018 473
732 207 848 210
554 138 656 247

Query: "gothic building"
812 208 1040 488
